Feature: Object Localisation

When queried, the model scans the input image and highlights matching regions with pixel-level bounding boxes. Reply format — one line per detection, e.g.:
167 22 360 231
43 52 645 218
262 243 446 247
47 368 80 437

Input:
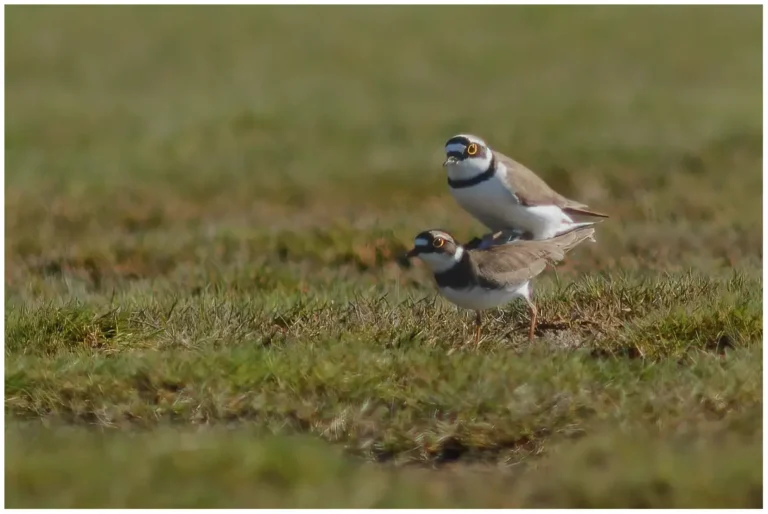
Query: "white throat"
419 246 464 274
446 155 494 182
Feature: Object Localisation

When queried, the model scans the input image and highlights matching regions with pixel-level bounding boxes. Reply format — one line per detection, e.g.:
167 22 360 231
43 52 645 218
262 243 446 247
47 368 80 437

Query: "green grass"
6 426 761 508
5 5 763 508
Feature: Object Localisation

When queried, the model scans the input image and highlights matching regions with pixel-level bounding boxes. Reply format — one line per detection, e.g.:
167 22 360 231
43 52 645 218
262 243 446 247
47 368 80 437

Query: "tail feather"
551 224 597 252
563 206 609 219
555 221 599 240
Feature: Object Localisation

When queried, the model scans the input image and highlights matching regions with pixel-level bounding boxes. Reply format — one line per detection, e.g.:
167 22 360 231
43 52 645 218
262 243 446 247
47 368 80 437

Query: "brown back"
471 226 595 287
494 150 593 211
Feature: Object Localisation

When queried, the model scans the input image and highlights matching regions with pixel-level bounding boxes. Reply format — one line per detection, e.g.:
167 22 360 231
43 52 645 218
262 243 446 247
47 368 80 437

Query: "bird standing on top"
443 134 608 244
405 225 596 346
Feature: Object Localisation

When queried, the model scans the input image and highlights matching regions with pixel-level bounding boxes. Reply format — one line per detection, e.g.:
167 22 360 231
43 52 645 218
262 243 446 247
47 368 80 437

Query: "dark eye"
467 143 479 156
433 238 445 248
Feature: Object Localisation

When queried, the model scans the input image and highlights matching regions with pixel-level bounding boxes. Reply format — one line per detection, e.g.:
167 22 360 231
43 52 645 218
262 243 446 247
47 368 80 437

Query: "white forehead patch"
445 143 466 154
414 237 430 247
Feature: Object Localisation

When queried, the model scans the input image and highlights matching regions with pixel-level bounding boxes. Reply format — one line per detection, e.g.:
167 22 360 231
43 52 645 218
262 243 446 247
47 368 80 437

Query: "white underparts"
439 280 531 311
449 164 585 240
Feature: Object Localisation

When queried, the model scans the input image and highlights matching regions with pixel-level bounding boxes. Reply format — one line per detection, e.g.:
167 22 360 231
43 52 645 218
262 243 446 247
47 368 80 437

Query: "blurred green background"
5 5 762 508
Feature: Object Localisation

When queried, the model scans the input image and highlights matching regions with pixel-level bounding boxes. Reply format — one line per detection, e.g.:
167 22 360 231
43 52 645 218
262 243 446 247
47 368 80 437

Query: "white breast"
450 166 575 240
438 281 529 311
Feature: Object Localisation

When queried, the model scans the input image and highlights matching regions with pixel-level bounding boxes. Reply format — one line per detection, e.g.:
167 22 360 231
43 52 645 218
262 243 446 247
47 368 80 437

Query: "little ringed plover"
443 134 608 242
406 225 595 346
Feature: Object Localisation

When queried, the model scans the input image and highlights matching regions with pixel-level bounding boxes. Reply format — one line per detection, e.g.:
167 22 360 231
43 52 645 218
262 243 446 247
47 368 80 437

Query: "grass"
6 427 761 508
5 5 763 508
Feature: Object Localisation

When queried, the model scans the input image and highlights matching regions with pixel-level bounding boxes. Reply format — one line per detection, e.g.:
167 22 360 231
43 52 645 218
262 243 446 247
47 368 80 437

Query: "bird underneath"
443 134 608 244
406 225 596 347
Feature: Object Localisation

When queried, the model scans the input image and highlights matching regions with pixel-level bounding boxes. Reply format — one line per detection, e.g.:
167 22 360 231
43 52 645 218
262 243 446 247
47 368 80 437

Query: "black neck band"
447 156 496 189
433 247 473 289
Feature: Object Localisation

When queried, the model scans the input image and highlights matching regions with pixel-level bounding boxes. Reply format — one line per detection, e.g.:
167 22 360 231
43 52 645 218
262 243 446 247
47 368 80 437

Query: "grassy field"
5 5 763 508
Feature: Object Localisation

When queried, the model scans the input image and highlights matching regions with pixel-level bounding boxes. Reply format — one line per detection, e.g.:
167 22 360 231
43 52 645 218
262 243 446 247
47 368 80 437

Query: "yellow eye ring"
467 143 479 156
433 238 445 248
